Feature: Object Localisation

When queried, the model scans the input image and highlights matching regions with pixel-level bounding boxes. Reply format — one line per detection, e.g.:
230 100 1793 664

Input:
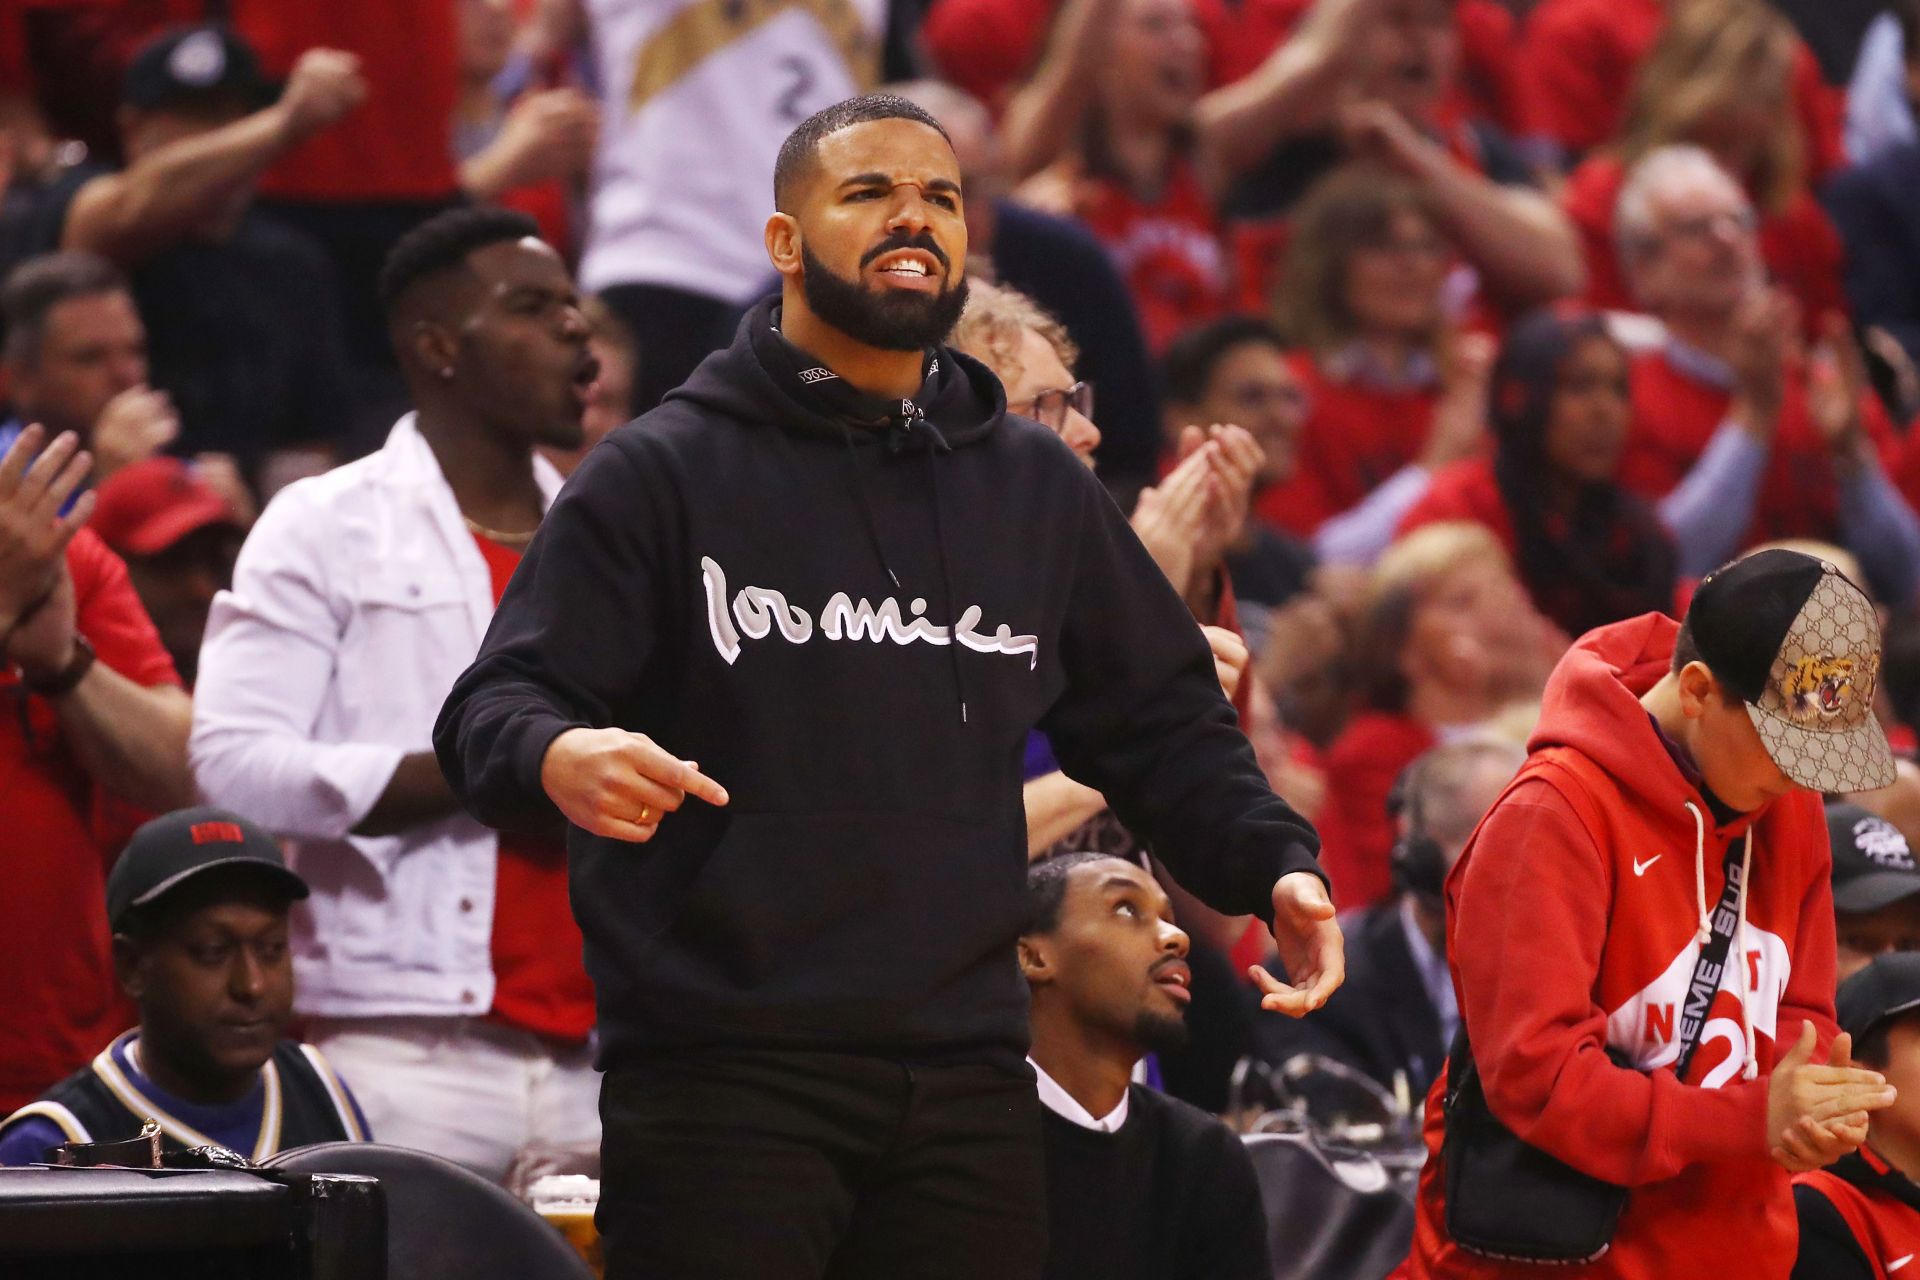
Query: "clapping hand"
0 425 92 640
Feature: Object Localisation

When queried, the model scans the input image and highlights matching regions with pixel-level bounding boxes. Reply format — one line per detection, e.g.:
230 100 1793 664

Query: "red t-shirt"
471 533 595 1044
1519 0 1842 178
0 528 179 1111
1076 157 1231 354
1560 154 1846 329
227 0 459 202
1253 351 1440 538
1622 348 1899 548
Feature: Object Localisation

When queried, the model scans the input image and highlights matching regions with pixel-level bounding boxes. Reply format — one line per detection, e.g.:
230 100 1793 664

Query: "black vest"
7 1034 361 1162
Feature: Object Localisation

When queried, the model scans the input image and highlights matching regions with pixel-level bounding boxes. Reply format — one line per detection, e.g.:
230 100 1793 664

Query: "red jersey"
471 533 595 1044
1795 1148 1920 1280
1311 711 1437 910
1560 154 1845 327
1076 158 1230 354
0 528 180 1111
1622 347 1897 548
1410 614 1841 1279
1520 0 1842 178
228 0 459 202
1253 351 1439 538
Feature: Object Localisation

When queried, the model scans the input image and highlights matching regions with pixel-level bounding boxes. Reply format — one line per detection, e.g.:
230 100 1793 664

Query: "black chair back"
263 1142 593 1280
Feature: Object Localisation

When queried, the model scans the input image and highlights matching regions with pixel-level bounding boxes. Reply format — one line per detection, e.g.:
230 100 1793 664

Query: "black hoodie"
434 298 1324 1066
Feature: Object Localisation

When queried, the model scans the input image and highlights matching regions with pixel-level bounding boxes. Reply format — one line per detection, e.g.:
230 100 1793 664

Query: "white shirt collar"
1029 1057 1130 1132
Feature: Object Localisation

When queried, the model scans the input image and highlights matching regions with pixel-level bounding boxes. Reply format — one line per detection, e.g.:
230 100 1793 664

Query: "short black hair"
1023 851 1125 938
1161 316 1286 406
1 251 131 368
772 93 952 213
1671 616 1743 706
377 206 542 316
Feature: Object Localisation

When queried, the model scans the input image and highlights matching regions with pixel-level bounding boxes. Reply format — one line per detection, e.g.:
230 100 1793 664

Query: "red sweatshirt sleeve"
1454 781 1767 1186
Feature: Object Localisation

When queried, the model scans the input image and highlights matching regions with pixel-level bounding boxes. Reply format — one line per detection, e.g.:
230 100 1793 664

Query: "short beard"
1133 1008 1190 1055
800 244 969 352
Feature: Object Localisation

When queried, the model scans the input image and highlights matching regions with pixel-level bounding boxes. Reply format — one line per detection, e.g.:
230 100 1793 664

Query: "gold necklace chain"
462 514 538 546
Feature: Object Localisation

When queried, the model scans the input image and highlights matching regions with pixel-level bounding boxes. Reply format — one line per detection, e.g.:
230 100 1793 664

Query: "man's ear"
766 213 803 281
111 934 146 1002
1677 660 1717 718
1017 935 1053 985
407 319 459 380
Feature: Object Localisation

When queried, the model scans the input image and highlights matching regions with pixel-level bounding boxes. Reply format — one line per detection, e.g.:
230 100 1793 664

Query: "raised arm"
1191 0 1387 184
998 0 1126 180
1342 103 1585 305
62 49 365 265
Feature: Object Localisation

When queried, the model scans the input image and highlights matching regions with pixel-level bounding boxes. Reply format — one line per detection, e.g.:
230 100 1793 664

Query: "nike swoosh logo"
1632 855 1663 877
1890 1255 1912 1272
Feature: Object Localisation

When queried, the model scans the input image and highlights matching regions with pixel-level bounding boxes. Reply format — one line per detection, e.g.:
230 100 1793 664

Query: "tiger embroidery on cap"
1782 654 1859 724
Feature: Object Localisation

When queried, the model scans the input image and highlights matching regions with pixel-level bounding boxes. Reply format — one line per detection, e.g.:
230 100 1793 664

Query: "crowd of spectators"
7 0 1920 1270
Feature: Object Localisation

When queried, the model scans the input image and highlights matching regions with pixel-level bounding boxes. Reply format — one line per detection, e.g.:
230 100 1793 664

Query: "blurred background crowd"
8 0 1920 1266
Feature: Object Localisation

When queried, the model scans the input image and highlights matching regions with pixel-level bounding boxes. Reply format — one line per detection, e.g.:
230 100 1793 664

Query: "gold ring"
637 805 653 825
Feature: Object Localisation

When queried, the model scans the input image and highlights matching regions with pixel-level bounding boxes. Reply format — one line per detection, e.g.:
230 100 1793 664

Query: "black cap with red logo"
106 806 308 932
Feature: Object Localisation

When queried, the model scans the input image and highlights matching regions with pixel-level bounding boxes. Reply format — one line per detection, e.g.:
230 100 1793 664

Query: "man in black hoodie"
434 93 1340 1280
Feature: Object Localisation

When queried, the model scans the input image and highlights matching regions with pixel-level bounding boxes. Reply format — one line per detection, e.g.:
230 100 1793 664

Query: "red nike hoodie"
1408 613 1840 1279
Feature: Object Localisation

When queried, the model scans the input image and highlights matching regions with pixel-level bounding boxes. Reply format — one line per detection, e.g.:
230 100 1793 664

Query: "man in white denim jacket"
189 208 605 1184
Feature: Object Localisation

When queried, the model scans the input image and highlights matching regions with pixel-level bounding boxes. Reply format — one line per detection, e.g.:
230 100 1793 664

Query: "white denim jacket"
190 415 564 1018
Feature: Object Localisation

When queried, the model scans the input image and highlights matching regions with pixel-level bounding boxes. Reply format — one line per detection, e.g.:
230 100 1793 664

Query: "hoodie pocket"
649 808 1029 1038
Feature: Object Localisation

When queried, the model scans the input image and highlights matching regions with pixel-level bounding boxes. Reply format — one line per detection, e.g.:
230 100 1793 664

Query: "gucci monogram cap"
1686 549 1897 794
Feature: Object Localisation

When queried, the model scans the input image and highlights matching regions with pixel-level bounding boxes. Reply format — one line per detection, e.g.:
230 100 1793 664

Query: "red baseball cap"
91 457 241 557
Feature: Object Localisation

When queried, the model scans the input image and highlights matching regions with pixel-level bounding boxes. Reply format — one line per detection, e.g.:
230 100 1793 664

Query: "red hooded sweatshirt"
1409 613 1840 1279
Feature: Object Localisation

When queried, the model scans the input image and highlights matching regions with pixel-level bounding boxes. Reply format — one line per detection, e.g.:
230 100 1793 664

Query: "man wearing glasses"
1614 144 1920 604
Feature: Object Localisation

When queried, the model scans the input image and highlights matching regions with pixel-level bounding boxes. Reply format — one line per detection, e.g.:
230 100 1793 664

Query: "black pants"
597 1049 1048 1280
597 282 746 416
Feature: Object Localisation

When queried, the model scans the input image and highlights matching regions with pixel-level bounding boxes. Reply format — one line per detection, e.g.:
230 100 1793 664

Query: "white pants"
307 1016 601 1189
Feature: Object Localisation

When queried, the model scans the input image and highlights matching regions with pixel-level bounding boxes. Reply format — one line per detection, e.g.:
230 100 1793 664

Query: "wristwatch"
21 633 96 698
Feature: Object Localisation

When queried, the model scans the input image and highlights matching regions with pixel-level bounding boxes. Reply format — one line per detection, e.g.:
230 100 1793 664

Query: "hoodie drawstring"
842 430 903 593
917 419 970 726
1681 800 1759 1081
1686 801 1712 946
840 417 971 726
1734 830 1757 1080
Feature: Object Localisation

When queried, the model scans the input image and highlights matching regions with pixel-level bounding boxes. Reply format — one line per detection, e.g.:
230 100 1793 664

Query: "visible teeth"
882 261 928 276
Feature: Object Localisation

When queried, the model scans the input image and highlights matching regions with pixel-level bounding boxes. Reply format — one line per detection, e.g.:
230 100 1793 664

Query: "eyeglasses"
1662 208 1758 245
1011 381 1095 432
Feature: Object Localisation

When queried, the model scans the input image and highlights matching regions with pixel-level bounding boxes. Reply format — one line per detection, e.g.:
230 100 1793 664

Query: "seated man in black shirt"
0 807 369 1164
1020 852 1271 1280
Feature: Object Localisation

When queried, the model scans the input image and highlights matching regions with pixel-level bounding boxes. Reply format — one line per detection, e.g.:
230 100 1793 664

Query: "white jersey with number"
581 0 885 303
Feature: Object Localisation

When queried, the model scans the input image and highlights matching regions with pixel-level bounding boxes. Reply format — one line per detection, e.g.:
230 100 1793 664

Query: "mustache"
859 230 950 273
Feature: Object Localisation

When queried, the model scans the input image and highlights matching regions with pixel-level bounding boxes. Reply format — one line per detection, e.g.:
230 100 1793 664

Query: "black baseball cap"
123 25 270 112
1684 549 1897 793
1828 801 1920 914
1837 950 1920 1041
106 807 308 932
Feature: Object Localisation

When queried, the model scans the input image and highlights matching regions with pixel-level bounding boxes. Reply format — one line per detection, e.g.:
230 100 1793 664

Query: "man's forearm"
53 668 194 812
1416 157 1585 303
1023 770 1109 858
351 751 463 837
62 104 298 263
1000 0 1124 178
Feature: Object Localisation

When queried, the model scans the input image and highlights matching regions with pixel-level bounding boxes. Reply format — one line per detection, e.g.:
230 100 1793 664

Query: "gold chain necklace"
462 515 538 547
